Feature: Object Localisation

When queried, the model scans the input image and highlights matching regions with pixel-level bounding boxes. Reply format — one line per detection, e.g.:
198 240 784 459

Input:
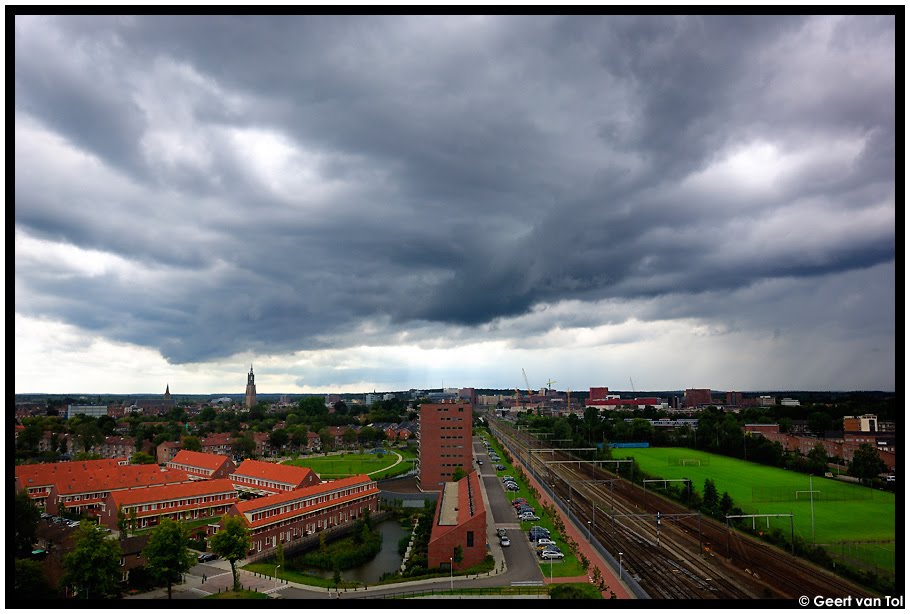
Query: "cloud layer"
14 15 896 392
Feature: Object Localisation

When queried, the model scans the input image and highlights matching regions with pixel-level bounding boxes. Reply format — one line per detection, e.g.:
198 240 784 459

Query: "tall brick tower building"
245 365 257 409
418 401 473 492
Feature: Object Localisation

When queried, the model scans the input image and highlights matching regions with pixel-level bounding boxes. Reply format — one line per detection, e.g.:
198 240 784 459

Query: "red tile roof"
231 459 317 487
235 474 374 514
203 432 234 446
168 450 231 471
55 465 191 496
232 475 378 528
16 459 127 489
109 478 237 507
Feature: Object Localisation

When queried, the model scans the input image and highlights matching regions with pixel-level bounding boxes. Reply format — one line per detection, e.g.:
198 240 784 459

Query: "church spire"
164 384 171 400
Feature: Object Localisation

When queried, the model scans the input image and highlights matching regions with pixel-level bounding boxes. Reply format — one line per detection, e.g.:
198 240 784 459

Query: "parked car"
496 528 508 538
495 464 506 470
529 530 550 540
511 498 527 505
501 476 515 482
506 483 520 491
197 552 218 563
530 526 550 535
540 550 565 560
500 536 511 547
519 512 540 521
477 460 483 465
535 538 557 547
516 506 534 515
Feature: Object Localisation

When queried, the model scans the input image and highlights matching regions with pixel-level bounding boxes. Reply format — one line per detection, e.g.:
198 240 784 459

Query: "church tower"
164 384 171 400
245 365 257 409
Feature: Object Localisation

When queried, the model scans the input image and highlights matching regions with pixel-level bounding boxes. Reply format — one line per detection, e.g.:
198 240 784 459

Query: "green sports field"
615 447 895 571
282 451 402 478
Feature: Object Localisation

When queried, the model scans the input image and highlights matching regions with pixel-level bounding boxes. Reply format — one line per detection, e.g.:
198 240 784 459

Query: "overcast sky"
14 14 896 395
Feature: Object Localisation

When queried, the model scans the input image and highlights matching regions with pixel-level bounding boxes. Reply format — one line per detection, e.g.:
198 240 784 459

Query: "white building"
66 405 109 419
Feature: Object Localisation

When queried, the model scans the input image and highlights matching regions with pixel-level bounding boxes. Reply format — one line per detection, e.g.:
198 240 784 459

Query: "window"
467 531 474 547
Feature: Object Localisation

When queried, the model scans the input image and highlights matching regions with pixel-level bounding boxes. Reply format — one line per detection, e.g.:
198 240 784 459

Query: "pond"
292 519 410 584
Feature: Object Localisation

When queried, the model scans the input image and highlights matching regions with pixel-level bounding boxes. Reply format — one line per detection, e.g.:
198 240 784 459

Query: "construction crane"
546 378 557 390
566 388 572 415
522 368 533 411
629 377 635 394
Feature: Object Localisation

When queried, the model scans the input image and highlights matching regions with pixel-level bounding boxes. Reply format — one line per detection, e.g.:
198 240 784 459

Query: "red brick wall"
418 402 473 491
428 508 487 570
215 494 380 555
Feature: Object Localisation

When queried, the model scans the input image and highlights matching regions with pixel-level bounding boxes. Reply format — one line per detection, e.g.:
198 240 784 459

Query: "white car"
500 536 511 547
535 538 556 547
519 512 540 521
540 550 565 560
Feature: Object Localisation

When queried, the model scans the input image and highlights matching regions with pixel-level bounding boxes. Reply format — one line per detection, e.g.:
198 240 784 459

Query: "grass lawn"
617 447 895 569
481 430 587 578
203 589 269 599
243 562 362 589
283 452 401 478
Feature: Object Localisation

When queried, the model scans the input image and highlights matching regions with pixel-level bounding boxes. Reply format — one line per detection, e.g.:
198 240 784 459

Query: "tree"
719 491 734 516
232 434 256 459
807 412 833 437
199 406 217 422
848 444 888 485
14 558 53 599
131 451 157 464
702 479 719 516
276 542 285 570
143 518 195 599
807 443 829 476
74 420 104 453
129 507 139 534
318 427 334 452
14 489 41 558
452 466 466 482
269 429 289 451
181 436 203 452
62 521 122 599
342 427 358 447
117 504 129 535
210 515 251 591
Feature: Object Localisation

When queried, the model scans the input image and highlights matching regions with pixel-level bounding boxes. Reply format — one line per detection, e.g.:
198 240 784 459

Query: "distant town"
14 366 896 601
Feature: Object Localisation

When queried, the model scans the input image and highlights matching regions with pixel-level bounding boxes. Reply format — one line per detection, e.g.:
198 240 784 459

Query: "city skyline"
15 15 896 394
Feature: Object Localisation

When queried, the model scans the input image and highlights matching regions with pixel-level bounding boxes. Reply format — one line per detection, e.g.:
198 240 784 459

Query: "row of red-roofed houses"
16 453 380 557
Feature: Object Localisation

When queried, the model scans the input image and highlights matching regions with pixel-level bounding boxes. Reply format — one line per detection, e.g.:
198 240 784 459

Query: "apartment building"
215 474 380 555
100 478 239 531
43 465 192 516
418 401 473 492
230 459 320 495
166 450 236 480
427 471 487 571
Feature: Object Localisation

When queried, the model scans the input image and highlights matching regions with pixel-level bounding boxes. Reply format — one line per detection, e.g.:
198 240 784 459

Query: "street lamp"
618 552 623 581
449 557 454 591
275 564 281 587
587 520 592 543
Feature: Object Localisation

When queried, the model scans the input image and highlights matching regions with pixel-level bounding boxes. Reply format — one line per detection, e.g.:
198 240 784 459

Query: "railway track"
490 420 878 600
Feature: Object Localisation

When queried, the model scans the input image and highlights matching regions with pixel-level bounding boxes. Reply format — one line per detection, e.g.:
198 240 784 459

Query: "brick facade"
427 471 487 571
215 474 380 557
100 478 239 531
418 401 473 492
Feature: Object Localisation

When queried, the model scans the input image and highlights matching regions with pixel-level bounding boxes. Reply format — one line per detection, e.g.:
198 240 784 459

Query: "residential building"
66 405 109 419
214 474 380 556
683 389 713 408
202 432 235 457
96 436 138 460
418 401 473 492
780 398 801 406
100 478 239 531
15 458 128 509
726 391 743 406
166 450 236 480
230 459 320 496
427 471 487 571
42 465 192 516
587 397 665 410
844 415 878 432
156 440 183 464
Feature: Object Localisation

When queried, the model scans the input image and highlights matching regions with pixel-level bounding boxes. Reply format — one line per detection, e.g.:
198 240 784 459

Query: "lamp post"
618 552 623 581
450 557 454 591
275 564 280 587
587 520 592 543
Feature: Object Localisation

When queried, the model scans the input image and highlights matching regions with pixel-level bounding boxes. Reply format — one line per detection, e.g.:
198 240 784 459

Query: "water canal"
291 518 410 584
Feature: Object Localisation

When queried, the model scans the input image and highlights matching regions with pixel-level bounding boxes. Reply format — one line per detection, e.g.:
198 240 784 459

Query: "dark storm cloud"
14 14 895 367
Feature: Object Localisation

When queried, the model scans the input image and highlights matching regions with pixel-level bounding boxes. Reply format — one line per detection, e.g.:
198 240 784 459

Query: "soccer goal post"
795 490 821 500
